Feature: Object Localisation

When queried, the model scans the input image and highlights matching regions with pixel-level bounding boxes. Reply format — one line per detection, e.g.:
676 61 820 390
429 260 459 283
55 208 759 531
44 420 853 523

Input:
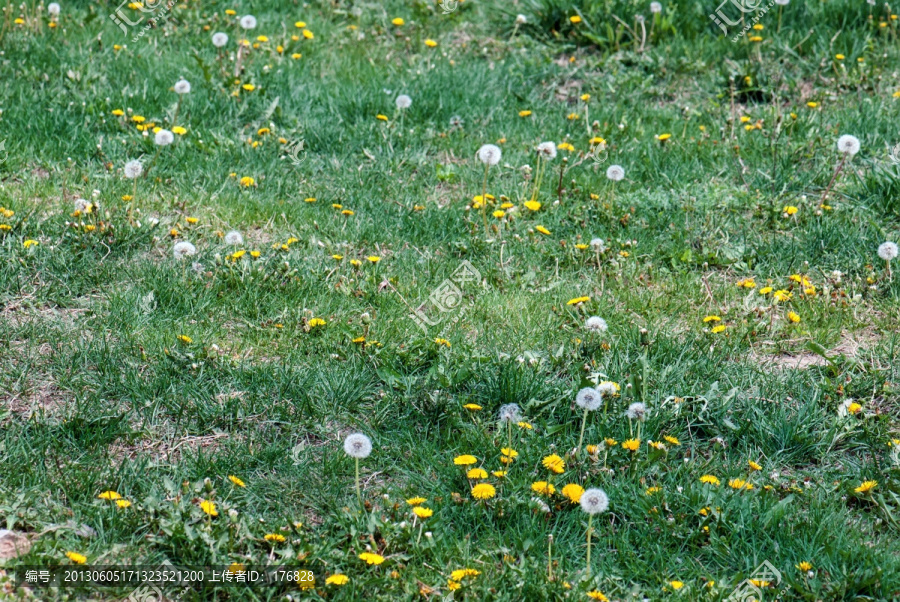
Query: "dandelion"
326 574 349 585
174 79 191 94
66 552 87 564
854 480 877 494
606 165 625 181
532 481 555 496
700 475 720 486
199 499 218 516
453 454 477 466
650 1 662 13
466 468 488 479
395 94 412 109
239 15 257 29
587 592 609 601
48 2 61 15
561 483 584 503
878 241 898 279
344 433 372 506
476 144 502 236
228 475 246 487
471 483 496 500
224 230 243 245
498 403 521 450
621 438 640 452
626 402 647 439
575 387 602 454
585 316 608 332
98 490 121 500
580 488 608 576
542 454 565 474
820 135 861 206
124 159 143 179
264 533 286 543
115 499 131 508
155 129 174 146
212 32 229 47
359 552 385 565
173 241 197 259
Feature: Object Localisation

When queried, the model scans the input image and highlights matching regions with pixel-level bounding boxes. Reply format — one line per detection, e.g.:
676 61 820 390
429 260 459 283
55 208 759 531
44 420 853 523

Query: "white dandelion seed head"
124 159 143 179
878 241 898 261
343 433 372 459
650 2 662 13
530 497 551 513
580 488 609 514
449 115 463 127
172 241 197 259
537 142 557 160
477 144 502 166
626 402 647 421
47 2 61 15
515 14 527 24
596 381 618 397
239 15 257 29
154 129 174 146
395 94 412 109
837 135 860 156
590 237 605 251
498 403 521 423
585 316 608 332
74 198 91 212
775 0 789 4
174 79 191 94
575 387 603 411
212 32 229 47
606 164 625 181
224 230 244 245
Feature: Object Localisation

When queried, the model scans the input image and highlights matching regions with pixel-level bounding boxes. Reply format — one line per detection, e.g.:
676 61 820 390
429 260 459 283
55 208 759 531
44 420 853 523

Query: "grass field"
1 0 900 600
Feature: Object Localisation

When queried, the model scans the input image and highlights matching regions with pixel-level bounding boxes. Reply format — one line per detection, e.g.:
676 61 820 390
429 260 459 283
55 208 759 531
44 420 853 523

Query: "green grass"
1 0 899 600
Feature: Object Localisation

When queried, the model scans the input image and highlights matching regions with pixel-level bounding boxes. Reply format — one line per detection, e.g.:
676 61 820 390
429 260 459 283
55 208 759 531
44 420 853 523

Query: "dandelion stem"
355 457 362 507
547 534 553 581
577 407 589 455
818 153 847 208
171 96 182 129
143 145 163 180
586 514 593 577
481 163 490 237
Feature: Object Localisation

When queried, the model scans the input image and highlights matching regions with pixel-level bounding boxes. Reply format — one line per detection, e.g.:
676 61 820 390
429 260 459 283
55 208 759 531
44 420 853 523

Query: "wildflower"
626 402 647 421
66 552 87 564
836 135 861 156
477 144 502 166
173 241 197 259
773 289 792 302
501 448 518 458
648 441 666 451
395 94 412 109
519 110 532 117
124 160 143 179
174 79 191 94
224 230 243 245
176 335 192 344
391 17 404 26
621 438 640 451
308 318 326 327
567 296 590 305
516 14 527 24
199 499 218 516
115 499 132 508
787 311 800 323
664 435 680 445
878 241 898 261
561 483 584 503
98 490 121 500
650 1 662 13
728 478 753 490
669 581 684 590
454 454 477 466
376 114 388 121
606 165 625 181
587 592 609 601
585 316 608 332
748 460 762 472
703 315 721 323
264 533 286 543
542 454 565 474
656 133 672 142
344 433 372 459
239 15 257 29
558 142 575 152
517 421 533 430
796 562 813 571
471 483 496 500
434 338 450 347
326 574 349 585
645 486 662 495
580 488 608 514
597 381 619 396
228 475 246 487
367 255 381 263
854 480 877 494
700 475 720 486
466 468 488 479
212 32 229 47
407 497 426 506
498 404 521 423
524 200 541 211
239 176 255 187
570 15 582 23
359 552 385 565
155 129 174 146
536 142 557 159
48 2 61 15
463 403 482 411
531 481 556 496
576 387 603 411
424 39 437 47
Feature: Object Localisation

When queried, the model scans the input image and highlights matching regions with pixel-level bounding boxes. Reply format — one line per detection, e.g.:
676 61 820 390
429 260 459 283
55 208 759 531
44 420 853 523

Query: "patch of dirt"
107 431 235 465
2 379 70 420
752 330 878 370
0 530 32 559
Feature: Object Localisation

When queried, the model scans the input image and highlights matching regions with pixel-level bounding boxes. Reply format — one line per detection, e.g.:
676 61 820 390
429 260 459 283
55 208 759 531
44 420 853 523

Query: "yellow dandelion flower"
264 533 286 543
535 225 551 235
199 499 218 516
567 296 590 305
854 480 877 494
561 483 584 503
542 454 565 474
700 475 720 486
228 475 246 487
359 552 385 565
454 454 477 466
66 552 87 564
98 490 122 500
326 574 349 585
471 483 496 500
531 481 555 496
466 468 488 479
391 17 405 26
